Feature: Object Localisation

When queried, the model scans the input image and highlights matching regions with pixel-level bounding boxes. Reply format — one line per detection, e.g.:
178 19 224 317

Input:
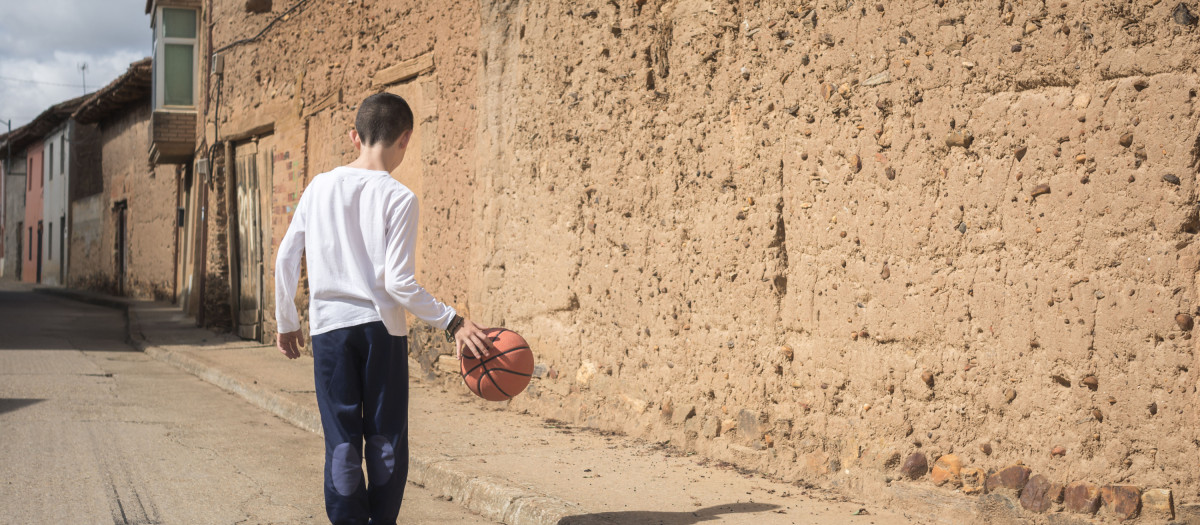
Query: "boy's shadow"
557 502 780 524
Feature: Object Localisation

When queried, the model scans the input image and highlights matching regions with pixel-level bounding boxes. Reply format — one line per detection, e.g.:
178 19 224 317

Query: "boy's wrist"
444 314 464 342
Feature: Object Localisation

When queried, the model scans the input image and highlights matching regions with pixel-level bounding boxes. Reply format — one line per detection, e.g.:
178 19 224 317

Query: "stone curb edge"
35 287 584 525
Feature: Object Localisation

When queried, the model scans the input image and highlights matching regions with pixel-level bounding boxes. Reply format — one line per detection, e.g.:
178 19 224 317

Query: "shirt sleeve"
384 194 457 330
274 195 307 334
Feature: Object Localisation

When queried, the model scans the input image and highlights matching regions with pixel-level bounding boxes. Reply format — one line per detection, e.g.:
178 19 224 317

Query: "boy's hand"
277 330 305 359
455 319 498 360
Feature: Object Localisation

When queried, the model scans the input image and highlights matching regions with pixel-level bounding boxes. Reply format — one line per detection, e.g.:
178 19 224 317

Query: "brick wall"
150 110 196 161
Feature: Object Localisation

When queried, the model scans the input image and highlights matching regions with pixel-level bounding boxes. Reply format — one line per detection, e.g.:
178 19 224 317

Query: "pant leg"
359 322 409 525
313 325 371 525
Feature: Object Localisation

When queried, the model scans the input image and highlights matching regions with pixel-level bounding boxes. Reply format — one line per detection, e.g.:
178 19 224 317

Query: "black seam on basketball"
486 329 508 343
481 361 513 399
487 368 532 378
465 366 480 395
462 346 531 376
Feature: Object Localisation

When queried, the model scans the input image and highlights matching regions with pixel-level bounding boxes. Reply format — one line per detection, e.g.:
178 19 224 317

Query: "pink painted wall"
22 141 43 283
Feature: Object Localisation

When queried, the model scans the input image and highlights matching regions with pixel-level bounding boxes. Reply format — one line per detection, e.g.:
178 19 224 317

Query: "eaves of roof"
72 58 153 125
0 93 91 153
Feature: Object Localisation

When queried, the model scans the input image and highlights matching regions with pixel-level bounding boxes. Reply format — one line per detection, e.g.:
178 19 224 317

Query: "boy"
274 92 495 525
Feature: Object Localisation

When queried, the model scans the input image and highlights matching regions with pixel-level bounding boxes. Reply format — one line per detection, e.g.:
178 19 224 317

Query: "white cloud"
0 0 150 128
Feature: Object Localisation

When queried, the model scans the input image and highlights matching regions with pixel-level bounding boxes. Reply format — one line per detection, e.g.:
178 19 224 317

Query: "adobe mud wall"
202 0 480 335
71 104 177 300
465 0 1200 510
202 0 1200 514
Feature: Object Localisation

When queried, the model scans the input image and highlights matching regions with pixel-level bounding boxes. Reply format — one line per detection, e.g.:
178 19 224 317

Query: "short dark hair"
355 93 414 146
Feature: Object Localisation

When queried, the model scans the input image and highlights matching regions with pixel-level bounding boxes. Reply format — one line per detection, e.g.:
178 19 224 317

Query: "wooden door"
114 201 127 296
234 141 264 341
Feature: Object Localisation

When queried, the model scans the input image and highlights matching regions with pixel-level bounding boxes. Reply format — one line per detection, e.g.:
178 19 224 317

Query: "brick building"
70 58 180 300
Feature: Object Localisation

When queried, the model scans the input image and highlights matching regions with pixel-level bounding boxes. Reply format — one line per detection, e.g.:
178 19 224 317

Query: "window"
59 135 65 174
153 7 197 108
48 222 52 260
48 143 53 181
28 227 32 260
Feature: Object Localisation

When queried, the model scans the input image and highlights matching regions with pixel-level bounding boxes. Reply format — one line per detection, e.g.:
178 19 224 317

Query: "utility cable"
213 0 313 54
0 75 84 88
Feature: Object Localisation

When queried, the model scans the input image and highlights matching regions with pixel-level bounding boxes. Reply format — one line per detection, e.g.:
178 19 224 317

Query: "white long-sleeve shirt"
274 166 456 337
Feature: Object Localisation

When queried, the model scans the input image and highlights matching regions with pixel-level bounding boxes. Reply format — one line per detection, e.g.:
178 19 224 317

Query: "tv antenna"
79 62 88 93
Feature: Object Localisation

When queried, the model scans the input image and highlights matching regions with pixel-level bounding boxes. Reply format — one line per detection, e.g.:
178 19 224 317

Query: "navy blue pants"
312 321 409 525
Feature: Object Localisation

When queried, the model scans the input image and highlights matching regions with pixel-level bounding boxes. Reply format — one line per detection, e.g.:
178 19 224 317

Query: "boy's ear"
396 129 412 150
349 130 363 151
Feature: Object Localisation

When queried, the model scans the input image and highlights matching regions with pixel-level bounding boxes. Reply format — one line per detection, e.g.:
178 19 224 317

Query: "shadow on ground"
0 291 134 351
0 398 45 416
558 502 781 525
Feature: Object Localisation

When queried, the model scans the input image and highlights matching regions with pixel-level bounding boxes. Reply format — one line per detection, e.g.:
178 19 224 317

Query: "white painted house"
41 122 70 286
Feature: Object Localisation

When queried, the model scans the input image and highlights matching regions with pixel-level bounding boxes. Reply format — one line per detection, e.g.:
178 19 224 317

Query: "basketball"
460 328 534 401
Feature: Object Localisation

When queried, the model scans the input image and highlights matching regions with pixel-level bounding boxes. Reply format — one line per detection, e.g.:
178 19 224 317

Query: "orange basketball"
460 328 534 401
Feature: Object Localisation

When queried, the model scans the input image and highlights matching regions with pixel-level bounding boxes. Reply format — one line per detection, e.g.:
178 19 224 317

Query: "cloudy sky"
0 0 150 130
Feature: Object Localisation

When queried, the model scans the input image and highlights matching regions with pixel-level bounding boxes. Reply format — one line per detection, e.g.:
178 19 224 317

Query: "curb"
42 287 584 525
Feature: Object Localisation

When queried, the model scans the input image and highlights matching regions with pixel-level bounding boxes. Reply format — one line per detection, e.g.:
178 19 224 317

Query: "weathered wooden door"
234 141 264 341
114 201 127 295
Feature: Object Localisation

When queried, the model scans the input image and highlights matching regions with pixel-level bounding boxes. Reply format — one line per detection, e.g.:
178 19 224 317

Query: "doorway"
233 140 265 341
15 221 22 278
35 221 42 283
114 200 127 296
59 215 65 285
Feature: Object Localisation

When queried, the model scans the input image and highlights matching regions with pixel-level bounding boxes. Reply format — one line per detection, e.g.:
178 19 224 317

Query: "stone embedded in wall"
862 70 890 87
944 130 973 148
1100 485 1141 520
929 454 962 486
245 0 271 14
1019 474 1063 513
1176 503 1200 524
736 409 764 443
1063 481 1101 514
436 354 457 372
1174 3 1198 26
1176 313 1194 331
899 452 928 480
575 361 597 386
1140 488 1173 521
1081 375 1098 390
985 464 1031 497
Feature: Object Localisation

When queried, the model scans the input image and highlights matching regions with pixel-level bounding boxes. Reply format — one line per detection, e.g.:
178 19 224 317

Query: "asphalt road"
0 283 497 525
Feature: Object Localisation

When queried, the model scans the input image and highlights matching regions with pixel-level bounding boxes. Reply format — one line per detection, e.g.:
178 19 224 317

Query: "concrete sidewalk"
36 286 918 525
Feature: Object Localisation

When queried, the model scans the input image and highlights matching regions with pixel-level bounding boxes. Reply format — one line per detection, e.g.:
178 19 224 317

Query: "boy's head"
353 93 414 148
